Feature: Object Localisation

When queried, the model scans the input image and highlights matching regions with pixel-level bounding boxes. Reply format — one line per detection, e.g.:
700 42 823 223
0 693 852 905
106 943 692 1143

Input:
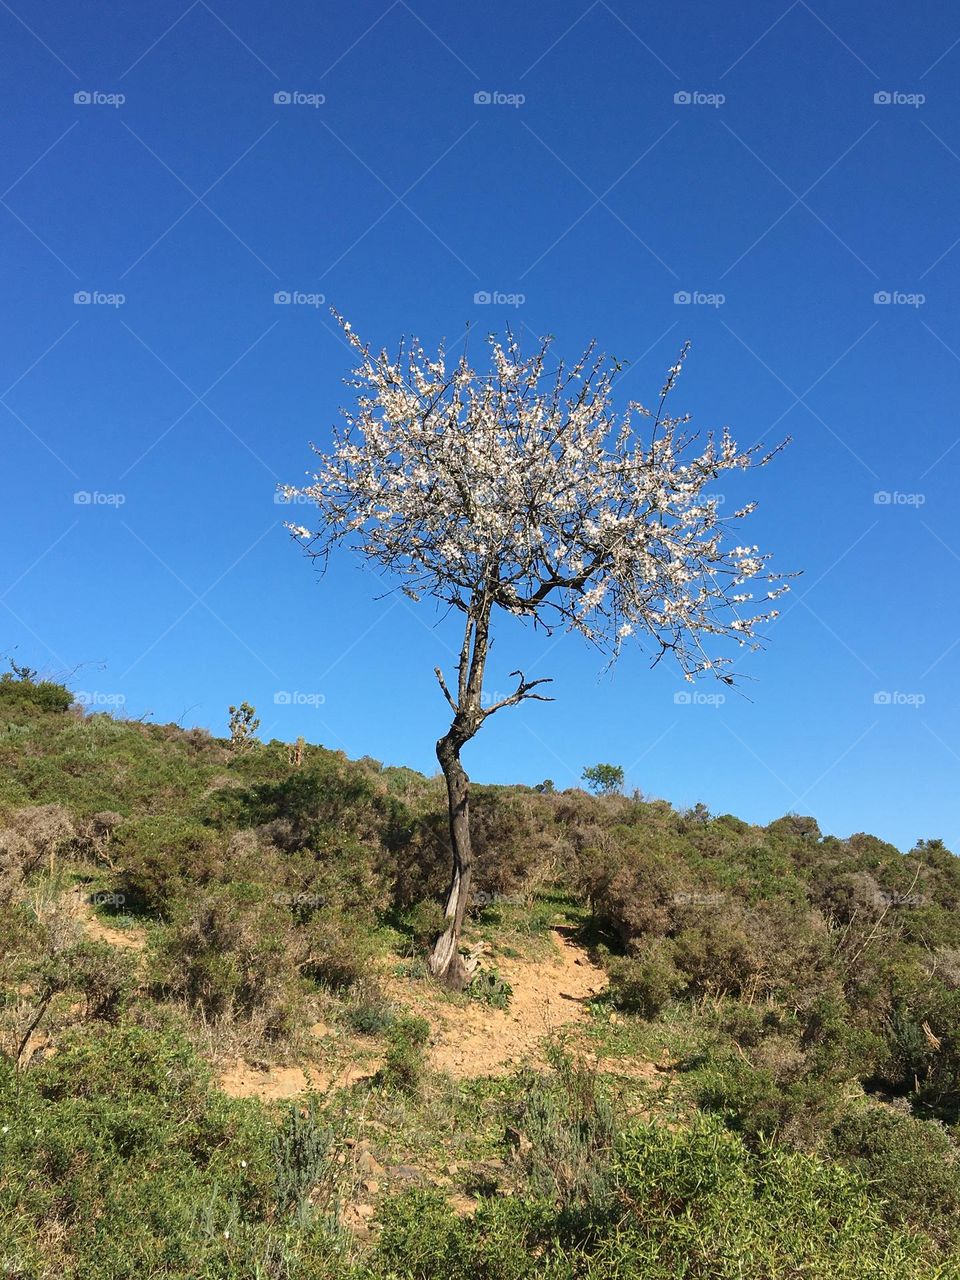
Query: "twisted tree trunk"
425 590 552 987
428 731 474 988
427 597 491 988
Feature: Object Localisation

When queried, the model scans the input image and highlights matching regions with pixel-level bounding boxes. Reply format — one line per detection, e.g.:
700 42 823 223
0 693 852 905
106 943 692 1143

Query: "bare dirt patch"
218 1057 380 1101
70 884 146 950
394 927 610 1078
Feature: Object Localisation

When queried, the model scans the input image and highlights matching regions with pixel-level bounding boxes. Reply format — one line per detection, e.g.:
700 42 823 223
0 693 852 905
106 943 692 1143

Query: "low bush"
151 886 304 1039
378 1015 430 1095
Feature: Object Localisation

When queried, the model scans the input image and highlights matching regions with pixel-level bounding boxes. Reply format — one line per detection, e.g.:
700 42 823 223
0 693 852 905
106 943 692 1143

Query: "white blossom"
284 314 789 680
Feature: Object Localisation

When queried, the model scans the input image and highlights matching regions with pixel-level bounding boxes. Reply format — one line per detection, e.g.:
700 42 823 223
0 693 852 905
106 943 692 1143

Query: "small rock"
363 1179 380 1195
358 1151 384 1176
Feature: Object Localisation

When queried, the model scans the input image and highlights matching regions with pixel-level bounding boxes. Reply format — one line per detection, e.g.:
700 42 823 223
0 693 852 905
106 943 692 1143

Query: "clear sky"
2 1 958 852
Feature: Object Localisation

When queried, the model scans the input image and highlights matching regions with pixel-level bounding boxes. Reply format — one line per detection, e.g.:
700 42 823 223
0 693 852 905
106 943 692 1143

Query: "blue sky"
2 1 958 851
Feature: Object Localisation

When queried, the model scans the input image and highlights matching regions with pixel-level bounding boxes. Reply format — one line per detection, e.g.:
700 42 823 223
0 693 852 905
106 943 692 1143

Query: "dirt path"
70 884 146 950
398 927 609 1078
72 892 638 1093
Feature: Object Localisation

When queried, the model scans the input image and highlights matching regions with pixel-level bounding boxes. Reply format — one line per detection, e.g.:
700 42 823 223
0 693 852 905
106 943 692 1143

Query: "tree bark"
428 731 473 988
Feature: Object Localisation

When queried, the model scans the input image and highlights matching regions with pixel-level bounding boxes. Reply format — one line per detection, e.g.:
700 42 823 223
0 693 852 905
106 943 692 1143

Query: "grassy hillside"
1 670 959 1278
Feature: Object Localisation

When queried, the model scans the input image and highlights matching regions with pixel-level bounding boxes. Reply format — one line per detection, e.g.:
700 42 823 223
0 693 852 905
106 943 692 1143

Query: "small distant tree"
581 763 624 796
228 702 260 753
284 315 789 987
535 779 556 795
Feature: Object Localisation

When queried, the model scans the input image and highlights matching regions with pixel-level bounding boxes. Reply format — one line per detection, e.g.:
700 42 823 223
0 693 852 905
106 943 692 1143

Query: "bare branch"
482 669 555 719
434 666 458 714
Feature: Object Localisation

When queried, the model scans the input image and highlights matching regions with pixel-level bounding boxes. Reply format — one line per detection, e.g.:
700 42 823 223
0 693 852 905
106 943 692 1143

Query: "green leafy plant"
468 968 513 1011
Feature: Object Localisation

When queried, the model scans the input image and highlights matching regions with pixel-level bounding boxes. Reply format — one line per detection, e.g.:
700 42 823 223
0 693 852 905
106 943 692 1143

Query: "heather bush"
151 885 304 1038
827 1104 960 1248
377 1014 430 1094
114 814 228 913
0 673 73 715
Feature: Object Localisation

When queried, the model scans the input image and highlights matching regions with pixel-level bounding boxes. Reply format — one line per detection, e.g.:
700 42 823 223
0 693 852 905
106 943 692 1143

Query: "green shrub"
827 1105 960 1248
467 968 513 1011
344 979 396 1035
371 1116 942 1279
607 942 684 1016
300 908 377 991
115 814 227 913
272 1094 343 1222
151 886 303 1038
402 897 447 949
0 674 73 716
377 1014 430 1095
509 1046 618 1206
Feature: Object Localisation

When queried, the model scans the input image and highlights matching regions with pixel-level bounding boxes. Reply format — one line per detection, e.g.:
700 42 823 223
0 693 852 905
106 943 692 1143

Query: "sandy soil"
396 926 611 1078
73 891 656 1096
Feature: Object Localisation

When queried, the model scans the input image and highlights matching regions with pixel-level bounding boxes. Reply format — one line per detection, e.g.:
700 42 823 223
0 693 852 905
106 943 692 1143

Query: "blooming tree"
284 315 789 987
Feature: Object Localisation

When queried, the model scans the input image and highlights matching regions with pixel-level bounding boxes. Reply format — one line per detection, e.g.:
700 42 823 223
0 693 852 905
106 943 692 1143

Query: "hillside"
1 671 959 1278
